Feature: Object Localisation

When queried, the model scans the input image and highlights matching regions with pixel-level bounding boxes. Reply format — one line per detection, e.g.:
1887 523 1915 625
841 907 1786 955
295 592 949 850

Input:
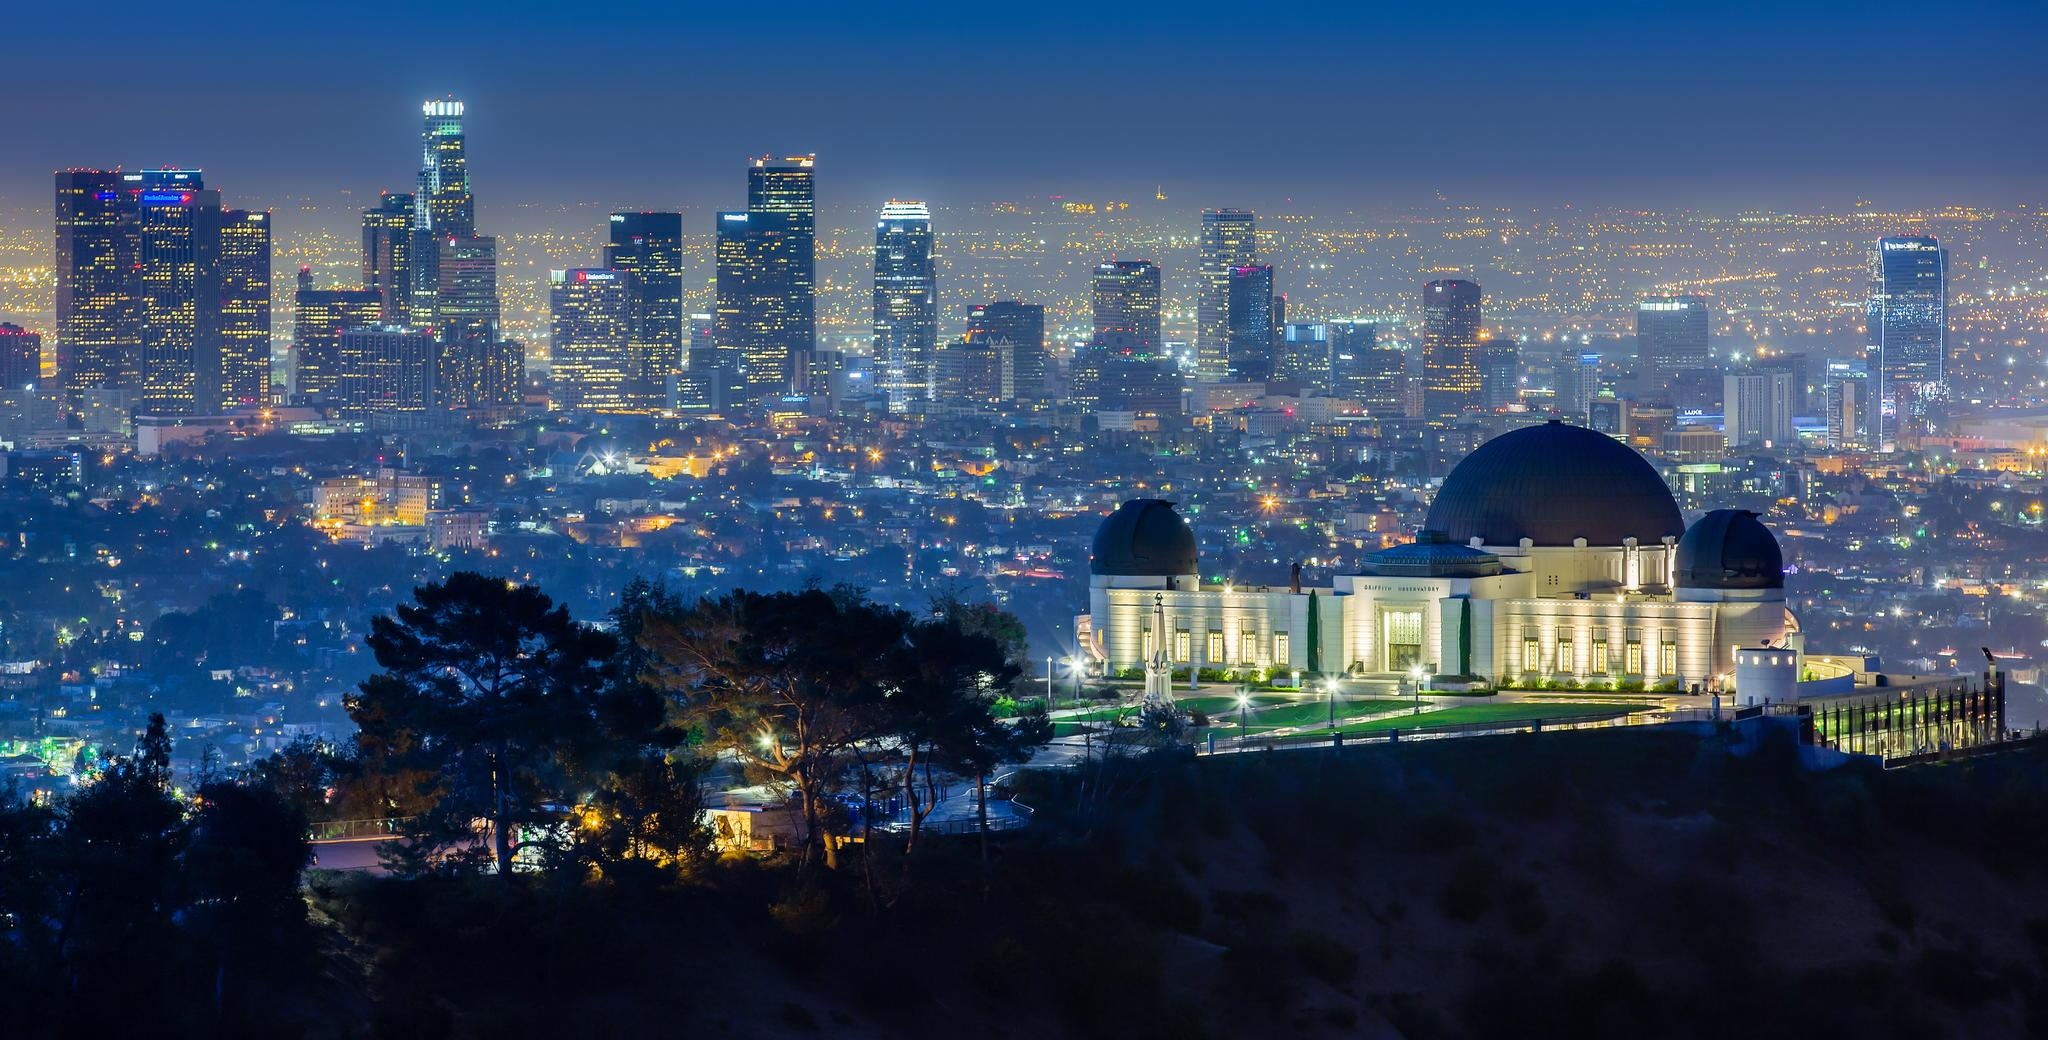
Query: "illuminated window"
1273 632 1291 665
1662 642 1677 675
1174 629 1190 663
1524 637 1540 672
1593 640 1610 673
1240 625 1258 664
1626 640 1643 674
1558 637 1575 673
1208 630 1225 664
1142 630 1155 659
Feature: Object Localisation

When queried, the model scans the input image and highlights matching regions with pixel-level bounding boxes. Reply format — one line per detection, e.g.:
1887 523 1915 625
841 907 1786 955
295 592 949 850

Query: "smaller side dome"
1674 509 1784 590
1091 499 1199 576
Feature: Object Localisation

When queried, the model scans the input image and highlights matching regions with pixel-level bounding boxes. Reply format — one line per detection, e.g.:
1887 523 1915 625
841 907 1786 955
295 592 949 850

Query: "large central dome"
1426 421 1684 548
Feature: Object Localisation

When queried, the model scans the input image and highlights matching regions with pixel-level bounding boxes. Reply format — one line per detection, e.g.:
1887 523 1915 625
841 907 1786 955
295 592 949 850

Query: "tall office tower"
217 209 272 407
1281 323 1329 389
1328 321 1402 411
337 325 437 414
292 266 383 405
1563 351 1601 418
966 300 1047 399
1091 260 1162 350
1635 295 1711 393
1758 352 1810 414
435 236 517 407
550 268 639 412
1420 279 1483 422
604 212 685 401
1823 361 1871 449
1224 264 1276 381
53 170 140 400
715 209 802 398
136 183 223 415
1197 210 1257 378
410 99 477 327
1724 369 1796 448
416 99 474 237
361 192 415 322
747 156 818 391
872 201 936 411
1480 339 1520 409
1866 235 1947 443
0 324 41 390
932 338 1010 407
674 311 738 411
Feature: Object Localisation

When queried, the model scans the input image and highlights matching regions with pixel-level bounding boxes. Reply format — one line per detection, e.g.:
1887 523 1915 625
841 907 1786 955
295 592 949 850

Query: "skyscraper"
1420 279 1483 422
967 301 1048 399
1823 360 1871 450
1480 339 1520 410
0 324 41 391
53 170 139 401
435 236 517 407
872 201 936 412
604 212 685 404
361 192 414 322
1198 210 1257 378
135 181 223 415
292 266 383 405
1725 369 1796 448
217 209 272 407
746 156 817 392
715 209 802 399
1635 294 1711 394
1091 260 1161 351
1866 235 1947 443
416 99 474 237
550 268 639 412
337 326 437 415
1225 264 1276 381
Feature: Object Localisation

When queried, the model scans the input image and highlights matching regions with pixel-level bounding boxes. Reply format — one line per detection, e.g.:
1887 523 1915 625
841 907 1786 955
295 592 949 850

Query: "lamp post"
1410 664 1426 713
1045 655 1054 707
1325 678 1339 729
1065 656 1080 704
1236 688 1251 748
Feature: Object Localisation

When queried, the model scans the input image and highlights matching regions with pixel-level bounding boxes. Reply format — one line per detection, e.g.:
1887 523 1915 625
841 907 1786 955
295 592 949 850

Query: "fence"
308 816 417 842
1807 679 2006 761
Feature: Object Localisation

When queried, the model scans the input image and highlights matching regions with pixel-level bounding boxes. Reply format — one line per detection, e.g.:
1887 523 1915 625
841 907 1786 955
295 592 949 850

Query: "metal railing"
308 816 417 842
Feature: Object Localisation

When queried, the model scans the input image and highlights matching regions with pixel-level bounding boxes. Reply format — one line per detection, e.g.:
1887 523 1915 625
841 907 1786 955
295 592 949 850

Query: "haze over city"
4 3 2048 1037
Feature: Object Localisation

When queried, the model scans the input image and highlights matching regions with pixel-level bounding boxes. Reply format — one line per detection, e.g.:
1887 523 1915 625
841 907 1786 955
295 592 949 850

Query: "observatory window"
1558 637 1576 673
1523 637 1540 672
1208 630 1225 665
1592 640 1610 673
1240 625 1258 664
1626 641 1643 675
1274 632 1291 665
1662 642 1677 675
1174 629 1190 663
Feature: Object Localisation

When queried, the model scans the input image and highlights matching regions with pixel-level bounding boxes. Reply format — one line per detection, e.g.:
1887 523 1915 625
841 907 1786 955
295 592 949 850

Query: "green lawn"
1334 701 1647 736
1054 694 1414 737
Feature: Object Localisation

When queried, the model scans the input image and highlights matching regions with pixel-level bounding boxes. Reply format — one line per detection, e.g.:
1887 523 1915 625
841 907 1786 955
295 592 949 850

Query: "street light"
1064 656 1081 704
1410 664 1426 713
1236 689 1251 745
1046 655 1054 707
1324 678 1339 729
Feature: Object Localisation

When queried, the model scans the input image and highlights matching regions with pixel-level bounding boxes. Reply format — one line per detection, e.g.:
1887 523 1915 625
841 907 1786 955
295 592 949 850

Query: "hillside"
303 726 2048 1039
